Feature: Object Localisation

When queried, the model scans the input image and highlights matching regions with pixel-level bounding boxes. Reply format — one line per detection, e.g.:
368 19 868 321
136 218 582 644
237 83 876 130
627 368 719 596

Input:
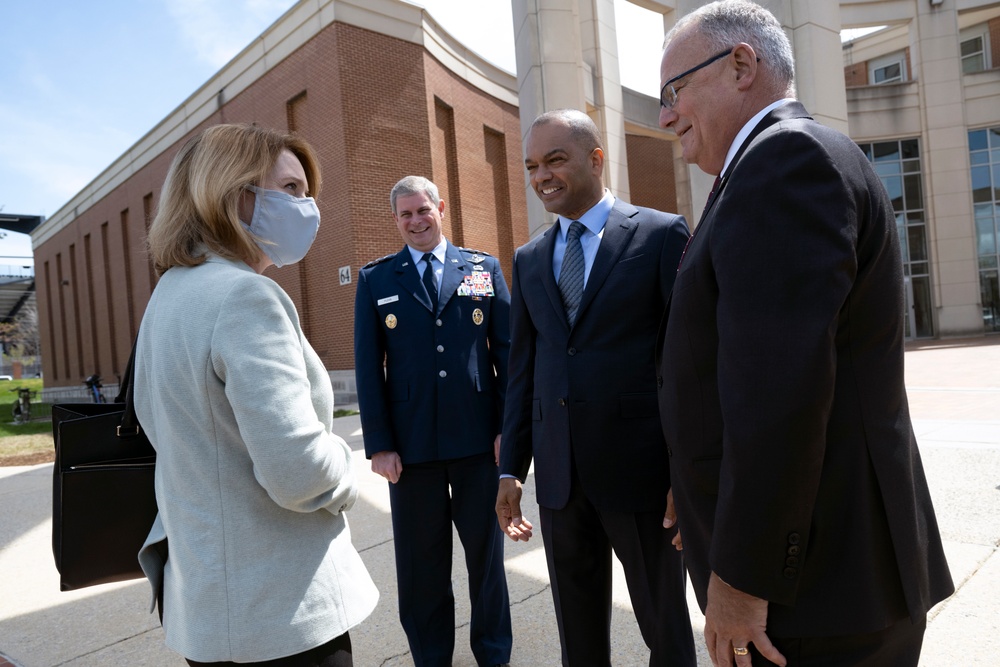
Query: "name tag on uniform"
377 295 399 306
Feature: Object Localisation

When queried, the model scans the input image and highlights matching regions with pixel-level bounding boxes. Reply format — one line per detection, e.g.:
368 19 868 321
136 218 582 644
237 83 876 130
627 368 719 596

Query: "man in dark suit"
496 109 696 666
656 2 954 665
354 175 512 667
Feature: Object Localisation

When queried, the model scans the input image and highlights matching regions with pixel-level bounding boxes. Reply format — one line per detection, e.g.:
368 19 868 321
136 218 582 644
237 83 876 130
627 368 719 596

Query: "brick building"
30 0 676 394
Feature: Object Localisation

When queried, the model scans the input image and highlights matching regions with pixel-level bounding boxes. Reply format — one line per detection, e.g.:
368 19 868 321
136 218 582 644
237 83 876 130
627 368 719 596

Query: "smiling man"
354 175 513 667
496 109 695 666
656 2 953 666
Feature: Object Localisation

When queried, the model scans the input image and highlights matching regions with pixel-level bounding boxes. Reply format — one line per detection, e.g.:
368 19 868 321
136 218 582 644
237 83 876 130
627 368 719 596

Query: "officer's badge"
472 308 484 325
385 314 397 329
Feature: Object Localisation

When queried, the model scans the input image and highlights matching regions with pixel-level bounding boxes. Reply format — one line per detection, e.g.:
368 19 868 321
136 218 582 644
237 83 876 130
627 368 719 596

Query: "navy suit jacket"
354 241 510 464
658 101 953 637
500 198 689 512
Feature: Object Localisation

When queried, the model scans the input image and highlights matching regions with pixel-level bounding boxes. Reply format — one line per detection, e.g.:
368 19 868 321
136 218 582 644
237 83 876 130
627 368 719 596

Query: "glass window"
875 162 901 177
908 226 928 262
960 28 990 74
976 214 996 257
981 271 1000 332
990 127 1000 148
904 174 923 210
969 129 988 151
874 142 901 161
972 166 992 203
969 125 1000 331
961 35 983 57
873 62 902 83
912 276 934 338
864 137 932 338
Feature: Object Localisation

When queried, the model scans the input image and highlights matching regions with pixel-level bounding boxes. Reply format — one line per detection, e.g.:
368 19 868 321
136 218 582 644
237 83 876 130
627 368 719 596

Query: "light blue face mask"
241 185 320 267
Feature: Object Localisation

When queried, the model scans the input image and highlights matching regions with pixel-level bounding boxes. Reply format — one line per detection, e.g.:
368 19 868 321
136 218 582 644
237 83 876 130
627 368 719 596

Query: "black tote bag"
51 342 157 591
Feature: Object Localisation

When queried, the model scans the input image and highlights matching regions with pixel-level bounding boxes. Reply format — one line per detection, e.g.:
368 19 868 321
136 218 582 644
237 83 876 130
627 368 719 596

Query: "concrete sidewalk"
1 338 998 666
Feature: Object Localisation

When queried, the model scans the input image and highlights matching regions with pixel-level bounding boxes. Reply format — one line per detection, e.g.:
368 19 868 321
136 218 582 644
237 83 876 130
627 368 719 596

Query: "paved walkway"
0 338 998 666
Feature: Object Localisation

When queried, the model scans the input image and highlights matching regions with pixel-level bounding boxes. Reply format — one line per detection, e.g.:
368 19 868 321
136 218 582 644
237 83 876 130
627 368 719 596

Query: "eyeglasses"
659 49 733 110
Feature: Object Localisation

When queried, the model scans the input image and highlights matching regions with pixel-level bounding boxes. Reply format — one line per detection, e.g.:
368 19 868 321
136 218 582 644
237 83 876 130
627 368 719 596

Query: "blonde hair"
148 123 321 275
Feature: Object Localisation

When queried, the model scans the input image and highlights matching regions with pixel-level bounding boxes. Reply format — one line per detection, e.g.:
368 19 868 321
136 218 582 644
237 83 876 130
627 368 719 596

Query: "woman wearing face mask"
135 123 378 666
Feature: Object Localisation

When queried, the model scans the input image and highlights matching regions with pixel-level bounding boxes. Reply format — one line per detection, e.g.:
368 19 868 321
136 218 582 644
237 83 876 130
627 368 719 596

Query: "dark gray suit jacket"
501 197 689 512
658 101 953 637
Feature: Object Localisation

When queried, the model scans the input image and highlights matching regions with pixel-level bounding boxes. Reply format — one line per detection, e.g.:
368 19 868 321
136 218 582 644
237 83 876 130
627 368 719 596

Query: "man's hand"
663 487 682 551
371 451 403 484
493 433 502 466
704 572 786 666
496 477 533 541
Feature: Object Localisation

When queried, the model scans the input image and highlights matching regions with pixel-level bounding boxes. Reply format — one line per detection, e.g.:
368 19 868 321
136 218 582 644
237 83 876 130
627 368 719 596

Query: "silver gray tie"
558 221 585 327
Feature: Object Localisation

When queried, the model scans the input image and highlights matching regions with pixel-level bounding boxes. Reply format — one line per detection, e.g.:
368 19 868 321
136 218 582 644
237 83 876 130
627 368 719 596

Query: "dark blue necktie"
422 252 438 311
558 221 585 327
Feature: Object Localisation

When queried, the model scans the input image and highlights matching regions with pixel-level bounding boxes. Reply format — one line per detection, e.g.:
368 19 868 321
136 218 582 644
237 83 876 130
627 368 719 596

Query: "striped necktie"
558 221 585 327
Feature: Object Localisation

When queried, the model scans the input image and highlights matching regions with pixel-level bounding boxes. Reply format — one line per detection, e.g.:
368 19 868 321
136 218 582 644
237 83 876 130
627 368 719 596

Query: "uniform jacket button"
557 398 566 406
783 567 797 579
438 370 447 378
436 345 444 352
567 347 576 356
787 532 801 545
435 319 443 326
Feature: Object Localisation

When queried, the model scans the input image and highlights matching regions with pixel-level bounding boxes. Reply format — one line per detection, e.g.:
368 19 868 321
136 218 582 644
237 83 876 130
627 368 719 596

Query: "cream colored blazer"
135 254 377 663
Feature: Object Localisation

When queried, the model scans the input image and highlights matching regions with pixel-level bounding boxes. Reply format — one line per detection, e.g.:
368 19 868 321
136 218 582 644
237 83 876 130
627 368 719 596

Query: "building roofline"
32 0 518 248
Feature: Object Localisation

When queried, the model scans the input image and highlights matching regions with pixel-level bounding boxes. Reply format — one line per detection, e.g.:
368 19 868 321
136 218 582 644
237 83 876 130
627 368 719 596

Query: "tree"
1 306 40 370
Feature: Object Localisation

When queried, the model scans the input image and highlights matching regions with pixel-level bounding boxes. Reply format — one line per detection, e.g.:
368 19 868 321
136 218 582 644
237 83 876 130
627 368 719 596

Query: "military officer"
353 175 513 667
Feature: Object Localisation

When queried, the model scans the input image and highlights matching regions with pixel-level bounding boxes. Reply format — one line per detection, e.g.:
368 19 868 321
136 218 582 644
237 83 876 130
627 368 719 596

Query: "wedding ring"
733 646 749 656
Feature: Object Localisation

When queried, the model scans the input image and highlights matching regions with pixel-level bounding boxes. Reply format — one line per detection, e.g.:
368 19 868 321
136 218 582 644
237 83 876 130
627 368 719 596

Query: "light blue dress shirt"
552 190 614 287
407 238 447 300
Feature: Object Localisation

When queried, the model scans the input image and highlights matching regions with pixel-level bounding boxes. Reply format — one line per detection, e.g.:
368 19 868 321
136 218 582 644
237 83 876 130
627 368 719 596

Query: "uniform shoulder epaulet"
362 253 395 269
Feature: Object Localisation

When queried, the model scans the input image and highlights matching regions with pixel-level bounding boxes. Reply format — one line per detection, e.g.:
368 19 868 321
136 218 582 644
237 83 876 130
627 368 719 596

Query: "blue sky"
0 0 669 264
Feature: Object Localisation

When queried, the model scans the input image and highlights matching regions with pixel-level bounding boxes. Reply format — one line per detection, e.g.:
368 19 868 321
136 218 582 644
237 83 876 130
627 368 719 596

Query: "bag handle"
114 340 142 438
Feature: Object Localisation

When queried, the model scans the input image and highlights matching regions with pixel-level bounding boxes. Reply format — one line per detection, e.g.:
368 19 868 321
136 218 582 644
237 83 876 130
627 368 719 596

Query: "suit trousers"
388 451 512 667
538 467 695 667
749 614 926 666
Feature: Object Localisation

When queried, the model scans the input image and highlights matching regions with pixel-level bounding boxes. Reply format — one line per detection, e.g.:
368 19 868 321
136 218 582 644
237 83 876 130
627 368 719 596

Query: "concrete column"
513 0 630 237
579 0 630 203
513 0 587 238
786 1 848 133
911 0 982 335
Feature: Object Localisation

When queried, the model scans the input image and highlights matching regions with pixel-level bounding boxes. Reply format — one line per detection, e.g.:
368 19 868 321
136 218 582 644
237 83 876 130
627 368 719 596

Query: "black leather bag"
51 343 157 591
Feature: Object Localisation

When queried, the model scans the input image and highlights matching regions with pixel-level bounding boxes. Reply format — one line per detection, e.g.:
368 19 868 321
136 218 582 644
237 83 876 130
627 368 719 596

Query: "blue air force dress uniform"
353 240 513 667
